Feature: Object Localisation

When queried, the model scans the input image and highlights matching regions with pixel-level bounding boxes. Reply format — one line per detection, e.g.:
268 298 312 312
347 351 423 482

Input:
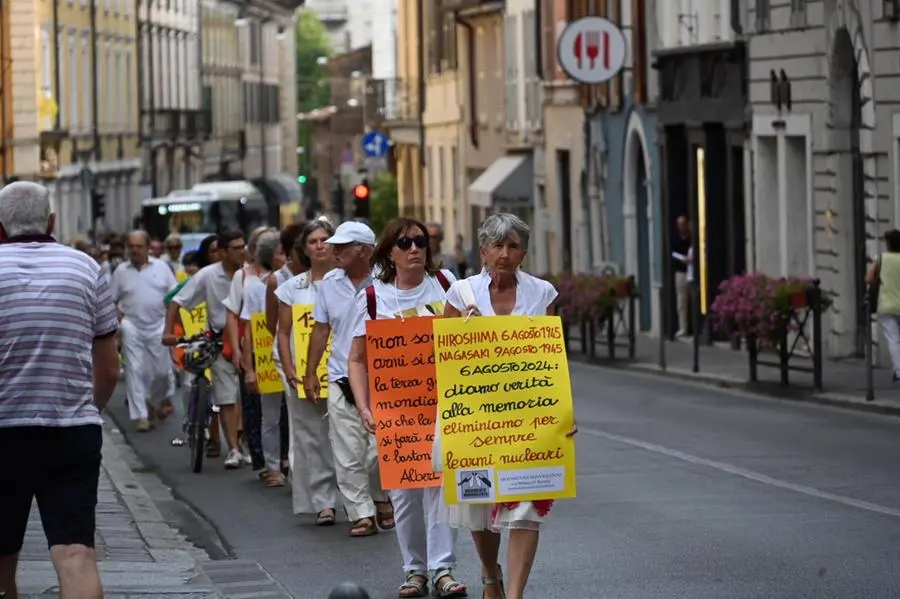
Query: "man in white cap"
303 221 392 537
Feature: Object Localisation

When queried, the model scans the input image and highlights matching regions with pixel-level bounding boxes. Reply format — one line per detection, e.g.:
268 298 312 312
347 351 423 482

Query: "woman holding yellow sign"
440 213 577 599
239 232 286 486
347 218 466 599
275 220 341 526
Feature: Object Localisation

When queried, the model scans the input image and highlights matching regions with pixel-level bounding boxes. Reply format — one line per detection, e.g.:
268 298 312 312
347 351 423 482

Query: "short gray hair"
256 231 281 270
426 222 444 240
477 213 530 249
0 182 52 237
128 229 151 246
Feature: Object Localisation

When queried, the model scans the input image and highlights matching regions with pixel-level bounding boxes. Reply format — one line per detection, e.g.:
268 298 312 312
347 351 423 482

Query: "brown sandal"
375 501 396 530
349 516 378 537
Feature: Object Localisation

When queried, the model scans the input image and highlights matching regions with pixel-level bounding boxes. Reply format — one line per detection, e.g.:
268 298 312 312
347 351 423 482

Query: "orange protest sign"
366 317 441 490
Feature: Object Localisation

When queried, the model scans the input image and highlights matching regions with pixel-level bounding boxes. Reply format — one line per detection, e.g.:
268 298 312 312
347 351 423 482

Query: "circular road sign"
557 17 627 85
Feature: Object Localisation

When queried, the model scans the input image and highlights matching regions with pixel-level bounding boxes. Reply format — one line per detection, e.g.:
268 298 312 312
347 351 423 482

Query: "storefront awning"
468 155 534 208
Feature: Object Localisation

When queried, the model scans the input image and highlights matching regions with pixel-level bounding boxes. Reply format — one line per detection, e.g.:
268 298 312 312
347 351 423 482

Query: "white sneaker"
224 449 243 469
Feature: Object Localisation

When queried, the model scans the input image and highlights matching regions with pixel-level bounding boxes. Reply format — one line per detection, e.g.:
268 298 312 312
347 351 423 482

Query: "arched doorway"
831 26 866 356
623 112 654 332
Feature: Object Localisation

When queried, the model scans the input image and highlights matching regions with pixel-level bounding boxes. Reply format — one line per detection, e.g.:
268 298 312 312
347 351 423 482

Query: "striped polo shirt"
0 234 119 428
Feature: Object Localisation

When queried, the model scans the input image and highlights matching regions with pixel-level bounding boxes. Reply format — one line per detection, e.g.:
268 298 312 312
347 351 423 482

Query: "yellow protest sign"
434 315 576 505
291 304 330 399
251 313 284 394
178 303 211 379
180 303 207 337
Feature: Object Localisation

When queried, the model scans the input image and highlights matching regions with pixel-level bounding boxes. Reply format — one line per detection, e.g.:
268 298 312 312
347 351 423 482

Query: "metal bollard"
328 582 371 599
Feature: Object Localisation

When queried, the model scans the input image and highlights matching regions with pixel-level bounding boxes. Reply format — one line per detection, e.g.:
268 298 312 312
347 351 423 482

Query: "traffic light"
297 174 307 184
91 190 106 220
353 179 370 219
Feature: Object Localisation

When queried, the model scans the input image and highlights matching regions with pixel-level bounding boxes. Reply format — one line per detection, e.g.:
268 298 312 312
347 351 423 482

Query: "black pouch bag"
335 377 356 406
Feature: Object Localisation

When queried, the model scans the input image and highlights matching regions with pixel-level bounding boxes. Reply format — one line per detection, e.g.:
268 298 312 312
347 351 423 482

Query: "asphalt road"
107 363 900 599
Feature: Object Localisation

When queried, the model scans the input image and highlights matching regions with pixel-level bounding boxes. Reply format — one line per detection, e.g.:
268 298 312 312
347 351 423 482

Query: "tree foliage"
296 10 333 175
369 174 399 236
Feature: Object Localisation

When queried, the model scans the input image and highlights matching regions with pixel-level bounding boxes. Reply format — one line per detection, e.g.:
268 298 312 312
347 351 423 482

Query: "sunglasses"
395 235 428 251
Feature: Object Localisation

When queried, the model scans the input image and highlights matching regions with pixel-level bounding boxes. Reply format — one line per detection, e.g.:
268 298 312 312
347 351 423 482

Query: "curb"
101 416 221 588
569 355 900 418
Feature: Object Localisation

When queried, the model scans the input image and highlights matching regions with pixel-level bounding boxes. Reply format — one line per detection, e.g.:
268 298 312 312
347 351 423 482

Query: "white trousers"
285 388 340 514
880 314 900 377
274 356 340 515
260 393 283 472
121 319 171 421
392 487 457 573
328 383 388 521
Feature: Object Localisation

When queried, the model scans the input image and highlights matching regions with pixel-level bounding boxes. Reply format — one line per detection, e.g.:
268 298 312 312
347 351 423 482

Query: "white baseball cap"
325 221 376 246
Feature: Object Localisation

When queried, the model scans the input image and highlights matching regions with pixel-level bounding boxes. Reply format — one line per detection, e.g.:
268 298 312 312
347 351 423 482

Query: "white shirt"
172 262 234 331
223 267 259 316
111 257 177 330
444 270 557 317
312 268 368 381
351 269 457 338
274 271 320 362
239 276 269 321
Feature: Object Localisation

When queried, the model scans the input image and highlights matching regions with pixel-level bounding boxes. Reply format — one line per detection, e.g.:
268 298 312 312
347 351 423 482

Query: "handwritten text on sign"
434 315 576 504
180 303 207 337
292 304 330 399
366 318 441 490
250 313 285 394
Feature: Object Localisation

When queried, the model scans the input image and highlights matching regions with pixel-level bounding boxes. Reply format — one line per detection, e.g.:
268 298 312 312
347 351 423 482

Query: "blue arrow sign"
362 131 389 159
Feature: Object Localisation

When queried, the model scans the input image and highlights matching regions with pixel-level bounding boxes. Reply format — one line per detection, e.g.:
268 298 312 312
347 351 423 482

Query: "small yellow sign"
250 313 284 394
291 303 330 399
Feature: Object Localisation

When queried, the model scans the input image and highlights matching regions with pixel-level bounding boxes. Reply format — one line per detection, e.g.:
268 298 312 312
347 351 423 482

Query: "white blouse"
445 269 557 317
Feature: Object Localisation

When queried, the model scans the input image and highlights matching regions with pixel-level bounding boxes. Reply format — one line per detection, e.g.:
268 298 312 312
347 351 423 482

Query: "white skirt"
441 502 545 532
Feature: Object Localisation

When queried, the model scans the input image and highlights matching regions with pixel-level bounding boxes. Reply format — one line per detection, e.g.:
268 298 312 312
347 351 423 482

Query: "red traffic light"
353 184 369 200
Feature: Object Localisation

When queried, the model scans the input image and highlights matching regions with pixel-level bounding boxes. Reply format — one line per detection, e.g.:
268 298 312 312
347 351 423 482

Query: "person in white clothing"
441 213 577 599
348 218 465 599
303 221 393 538
239 232 287 485
111 230 177 431
275 220 340 524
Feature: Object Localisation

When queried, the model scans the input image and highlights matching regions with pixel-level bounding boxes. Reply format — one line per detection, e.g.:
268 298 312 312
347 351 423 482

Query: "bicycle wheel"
190 377 210 473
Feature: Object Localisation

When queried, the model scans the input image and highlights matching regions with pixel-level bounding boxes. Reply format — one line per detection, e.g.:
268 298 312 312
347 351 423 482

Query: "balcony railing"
375 78 421 124
443 0 505 11
141 109 211 141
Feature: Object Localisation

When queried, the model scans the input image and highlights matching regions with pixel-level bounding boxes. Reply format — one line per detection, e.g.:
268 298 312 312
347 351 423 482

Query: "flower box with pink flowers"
709 273 832 343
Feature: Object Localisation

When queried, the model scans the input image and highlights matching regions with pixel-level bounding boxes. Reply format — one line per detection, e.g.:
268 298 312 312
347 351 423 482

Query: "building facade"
421 0 466 249
748 0 895 358
384 0 425 220
454 0 507 262
8 0 141 240
580 0 660 333
655 0 749 338
139 0 204 199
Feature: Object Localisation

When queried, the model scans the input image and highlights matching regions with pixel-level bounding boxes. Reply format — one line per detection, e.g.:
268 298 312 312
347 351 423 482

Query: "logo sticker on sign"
456 468 496 503
557 17 627 85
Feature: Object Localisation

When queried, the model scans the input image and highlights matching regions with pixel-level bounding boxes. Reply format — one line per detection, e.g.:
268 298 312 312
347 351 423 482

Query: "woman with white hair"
440 213 577 599
238 231 287 485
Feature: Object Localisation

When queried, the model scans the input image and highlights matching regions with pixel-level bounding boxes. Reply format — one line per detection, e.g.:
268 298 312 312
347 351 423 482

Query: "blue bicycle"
175 330 222 473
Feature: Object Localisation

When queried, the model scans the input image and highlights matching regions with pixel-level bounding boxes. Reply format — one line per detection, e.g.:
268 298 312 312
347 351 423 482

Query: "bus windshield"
142 196 270 243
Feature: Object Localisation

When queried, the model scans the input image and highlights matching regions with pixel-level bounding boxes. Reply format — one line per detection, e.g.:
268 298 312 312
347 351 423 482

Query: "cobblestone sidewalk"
16 423 221 599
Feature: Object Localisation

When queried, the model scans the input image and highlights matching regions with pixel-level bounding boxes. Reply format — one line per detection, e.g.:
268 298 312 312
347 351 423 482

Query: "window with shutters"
632 0 647 103
755 0 770 32
523 9 541 129
790 0 807 27
68 33 77 131
81 33 91 133
504 14 519 131
40 27 52 131
57 28 66 128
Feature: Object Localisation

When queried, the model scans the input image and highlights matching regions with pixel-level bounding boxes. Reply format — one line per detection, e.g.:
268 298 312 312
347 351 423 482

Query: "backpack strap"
435 270 451 292
365 284 377 320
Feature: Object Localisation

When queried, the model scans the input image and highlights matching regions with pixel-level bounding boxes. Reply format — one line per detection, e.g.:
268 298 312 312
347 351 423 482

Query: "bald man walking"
111 231 178 431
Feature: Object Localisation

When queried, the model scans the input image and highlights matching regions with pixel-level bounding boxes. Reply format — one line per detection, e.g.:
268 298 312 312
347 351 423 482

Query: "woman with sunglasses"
275 220 341 525
347 218 466 599
440 213 577 599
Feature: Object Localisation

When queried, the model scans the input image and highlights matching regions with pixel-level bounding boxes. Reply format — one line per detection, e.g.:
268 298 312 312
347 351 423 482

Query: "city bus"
141 181 271 250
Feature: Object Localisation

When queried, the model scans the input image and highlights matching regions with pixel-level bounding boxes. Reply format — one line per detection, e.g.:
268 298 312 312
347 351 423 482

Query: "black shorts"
0 424 102 555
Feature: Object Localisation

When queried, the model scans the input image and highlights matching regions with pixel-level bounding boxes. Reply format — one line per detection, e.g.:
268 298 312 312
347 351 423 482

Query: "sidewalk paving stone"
569 331 900 414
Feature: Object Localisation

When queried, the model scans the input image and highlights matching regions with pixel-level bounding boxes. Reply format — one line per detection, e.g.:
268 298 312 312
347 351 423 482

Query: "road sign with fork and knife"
557 17 627 85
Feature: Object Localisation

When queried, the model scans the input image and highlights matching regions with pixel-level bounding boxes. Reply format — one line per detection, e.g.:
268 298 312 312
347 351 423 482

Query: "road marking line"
581 427 900 519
